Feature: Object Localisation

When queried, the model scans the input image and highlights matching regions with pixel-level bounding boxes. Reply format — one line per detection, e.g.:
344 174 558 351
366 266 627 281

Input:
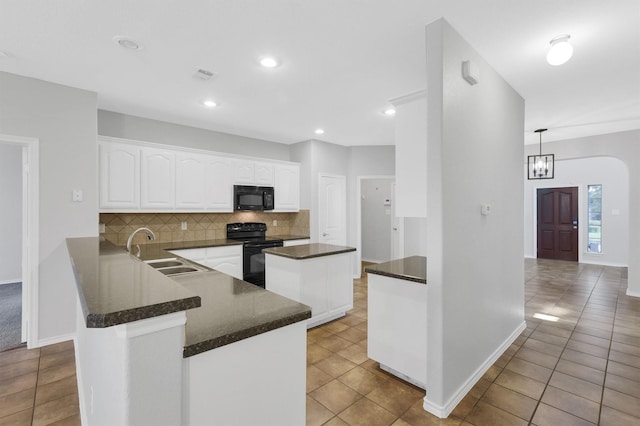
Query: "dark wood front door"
537 187 579 261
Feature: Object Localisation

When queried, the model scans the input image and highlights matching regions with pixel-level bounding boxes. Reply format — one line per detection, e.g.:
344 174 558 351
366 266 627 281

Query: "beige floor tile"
400 399 463 425
310 379 362 414
540 385 600 423
554 359 604 385
324 415 350 426
0 407 33 426
307 343 333 364
336 327 367 344
504 357 553 383
565 339 610 358
36 361 76 386
0 387 35 419
47 414 81 426
609 350 640 369
480 383 537 421
570 331 611 348
307 365 333 393
0 358 39 382
532 402 596 426
560 348 607 371
513 347 559 369
605 372 640 399
468 378 492 399
602 387 640 418
338 397 397 426
0 347 40 368
494 369 546 400
306 395 335 426
316 334 354 352
314 354 357 378
529 330 569 347
450 393 479 419
32 393 79 426
39 349 75 371
337 343 369 365
599 406 640 426
365 378 423 417
548 371 603 402
338 366 388 395
465 400 528 426
0 372 37 399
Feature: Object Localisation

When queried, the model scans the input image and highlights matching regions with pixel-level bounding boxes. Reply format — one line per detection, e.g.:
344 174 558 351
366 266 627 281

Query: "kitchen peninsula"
264 243 356 327
67 236 311 426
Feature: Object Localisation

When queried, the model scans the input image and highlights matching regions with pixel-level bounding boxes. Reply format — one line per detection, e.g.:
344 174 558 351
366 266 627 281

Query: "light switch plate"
72 189 83 202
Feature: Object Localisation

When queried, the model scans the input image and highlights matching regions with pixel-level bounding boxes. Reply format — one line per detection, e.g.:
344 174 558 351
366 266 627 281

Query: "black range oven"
226 222 283 288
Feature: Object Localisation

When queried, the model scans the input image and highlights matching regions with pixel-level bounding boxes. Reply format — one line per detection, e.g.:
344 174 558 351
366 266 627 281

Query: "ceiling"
1 0 638 146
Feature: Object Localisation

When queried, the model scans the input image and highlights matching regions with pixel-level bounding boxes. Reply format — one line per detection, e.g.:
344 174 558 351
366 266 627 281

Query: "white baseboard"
423 321 527 418
34 332 76 349
626 288 640 298
0 279 21 285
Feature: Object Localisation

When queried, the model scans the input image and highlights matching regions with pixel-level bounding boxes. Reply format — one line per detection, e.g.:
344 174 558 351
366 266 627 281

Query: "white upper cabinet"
98 136 299 213
141 148 175 209
233 160 255 184
254 162 274 186
274 164 300 212
234 160 274 186
391 91 427 218
175 152 206 209
205 156 233 211
99 142 140 209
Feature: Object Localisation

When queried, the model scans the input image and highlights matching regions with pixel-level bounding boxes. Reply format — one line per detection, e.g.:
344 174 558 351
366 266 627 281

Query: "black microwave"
234 185 275 211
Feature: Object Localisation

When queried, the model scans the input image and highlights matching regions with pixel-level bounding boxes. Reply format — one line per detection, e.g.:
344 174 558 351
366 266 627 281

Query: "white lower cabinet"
169 245 243 280
283 239 310 247
367 273 427 389
265 251 353 328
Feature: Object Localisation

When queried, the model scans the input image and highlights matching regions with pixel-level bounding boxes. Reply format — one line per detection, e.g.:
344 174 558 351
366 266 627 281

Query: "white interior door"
318 174 346 245
390 182 404 260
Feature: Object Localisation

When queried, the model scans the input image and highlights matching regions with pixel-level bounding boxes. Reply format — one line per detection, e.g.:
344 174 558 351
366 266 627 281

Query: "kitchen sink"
146 259 184 269
144 258 207 276
158 266 200 275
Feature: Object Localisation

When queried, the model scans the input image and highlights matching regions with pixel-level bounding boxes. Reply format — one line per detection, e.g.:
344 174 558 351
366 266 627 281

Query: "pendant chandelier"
527 128 554 179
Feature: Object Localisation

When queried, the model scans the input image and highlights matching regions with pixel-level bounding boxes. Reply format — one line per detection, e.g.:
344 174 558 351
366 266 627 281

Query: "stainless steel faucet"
126 227 156 257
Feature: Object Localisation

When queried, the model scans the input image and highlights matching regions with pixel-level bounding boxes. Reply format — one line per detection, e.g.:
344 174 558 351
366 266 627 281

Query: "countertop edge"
365 268 427 284
183 309 311 357
264 244 356 260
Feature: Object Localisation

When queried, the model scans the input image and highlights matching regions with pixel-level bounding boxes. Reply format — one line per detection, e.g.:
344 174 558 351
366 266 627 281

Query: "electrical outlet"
272 220 277 226
99 223 105 233
181 221 187 230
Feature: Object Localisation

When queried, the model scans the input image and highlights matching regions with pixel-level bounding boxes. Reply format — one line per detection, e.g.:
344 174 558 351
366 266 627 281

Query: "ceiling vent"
194 68 216 81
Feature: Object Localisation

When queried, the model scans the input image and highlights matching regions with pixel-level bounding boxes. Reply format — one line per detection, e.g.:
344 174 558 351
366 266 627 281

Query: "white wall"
361 178 393 263
524 156 628 266
290 139 350 243
0 144 22 284
425 19 525 416
524 130 640 296
404 217 427 257
98 110 290 161
0 71 97 344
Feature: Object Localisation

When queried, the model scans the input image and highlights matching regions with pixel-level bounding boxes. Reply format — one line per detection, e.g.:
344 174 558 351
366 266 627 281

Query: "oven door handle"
244 242 283 249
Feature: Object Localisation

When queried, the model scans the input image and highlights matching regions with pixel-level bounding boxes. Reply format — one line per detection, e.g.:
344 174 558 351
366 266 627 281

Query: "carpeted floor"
0 282 22 352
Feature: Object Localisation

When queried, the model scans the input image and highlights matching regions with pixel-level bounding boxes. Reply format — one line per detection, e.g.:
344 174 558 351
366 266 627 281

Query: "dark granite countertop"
66 237 202 328
67 236 312 357
263 243 356 260
171 271 311 357
365 256 427 284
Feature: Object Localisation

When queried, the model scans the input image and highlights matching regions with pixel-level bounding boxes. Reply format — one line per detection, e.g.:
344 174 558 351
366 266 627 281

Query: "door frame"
355 175 396 278
0 133 39 347
531 185 583 262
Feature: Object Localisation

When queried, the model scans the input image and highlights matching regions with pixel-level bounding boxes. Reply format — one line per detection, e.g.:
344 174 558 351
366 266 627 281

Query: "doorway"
0 134 39 349
318 174 346 245
537 187 578 261
360 178 395 263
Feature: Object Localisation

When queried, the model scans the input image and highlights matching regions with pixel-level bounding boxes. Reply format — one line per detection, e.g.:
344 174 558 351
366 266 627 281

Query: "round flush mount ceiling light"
259 56 280 68
202 99 217 108
314 128 325 135
546 34 573 66
112 36 143 50
383 108 396 116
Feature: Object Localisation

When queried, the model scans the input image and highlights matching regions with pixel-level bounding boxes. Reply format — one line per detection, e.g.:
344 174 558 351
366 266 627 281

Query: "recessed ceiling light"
383 108 396 116
202 99 217 108
314 128 325 135
259 56 280 68
113 36 143 50
546 34 573 66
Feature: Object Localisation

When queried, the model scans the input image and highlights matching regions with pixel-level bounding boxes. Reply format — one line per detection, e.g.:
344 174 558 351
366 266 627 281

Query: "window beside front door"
587 184 602 254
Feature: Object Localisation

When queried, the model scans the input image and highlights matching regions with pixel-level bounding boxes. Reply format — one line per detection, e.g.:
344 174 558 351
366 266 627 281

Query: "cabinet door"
168 248 206 263
205 156 233 211
99 142 140 209
283 239 310 247
327 253 353 312
254 162 274 186
141 148 175 209
205 245 243 279
274 165 300 211
175 153 206 209
233 160 255 184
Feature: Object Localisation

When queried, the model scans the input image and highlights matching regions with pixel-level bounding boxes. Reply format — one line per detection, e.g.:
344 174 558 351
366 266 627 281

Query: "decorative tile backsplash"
100 209 310 246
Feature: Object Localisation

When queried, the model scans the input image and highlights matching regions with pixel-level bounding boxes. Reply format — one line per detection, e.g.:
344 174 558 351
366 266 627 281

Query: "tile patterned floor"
307 259 640 425
0 340 80 426
1 259 638 425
